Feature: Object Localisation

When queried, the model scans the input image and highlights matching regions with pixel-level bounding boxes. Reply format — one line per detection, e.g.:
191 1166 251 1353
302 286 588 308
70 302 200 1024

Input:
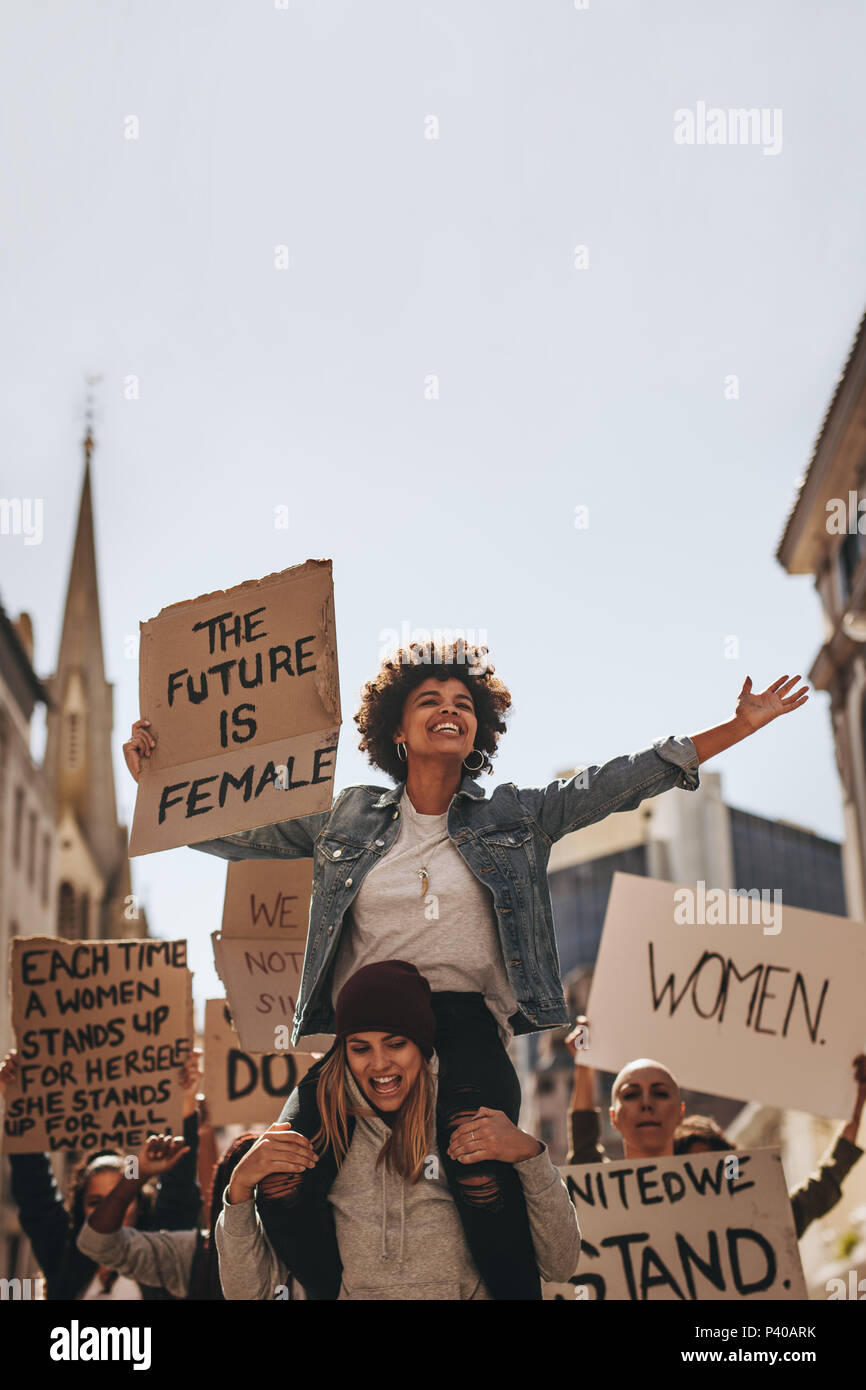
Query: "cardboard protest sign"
129 559 341 856
3 937 193 1154
221 858 313 939
211 858 333 1051
204 998 314 1126
212 936 308 1053
581 873 866 1119
544 1147 805 1301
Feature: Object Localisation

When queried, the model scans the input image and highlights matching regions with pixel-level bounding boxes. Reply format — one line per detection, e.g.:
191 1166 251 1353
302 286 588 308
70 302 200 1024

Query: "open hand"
735 675 809 732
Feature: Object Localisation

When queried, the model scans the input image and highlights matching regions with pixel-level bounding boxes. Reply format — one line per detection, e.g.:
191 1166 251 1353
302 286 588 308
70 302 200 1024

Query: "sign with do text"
544 1147 805 1301
212 859 332 1053
204 998 315 1126
4 937 193 1154
581 873 866 1119
129 558 341 856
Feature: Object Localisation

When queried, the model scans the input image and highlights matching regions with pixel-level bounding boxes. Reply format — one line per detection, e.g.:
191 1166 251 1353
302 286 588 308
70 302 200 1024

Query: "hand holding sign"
123 718 157 783
842 1053 866 1145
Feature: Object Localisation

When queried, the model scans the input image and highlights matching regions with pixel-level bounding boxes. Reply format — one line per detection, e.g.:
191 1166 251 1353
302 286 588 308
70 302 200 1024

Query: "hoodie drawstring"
379 1165 406 1266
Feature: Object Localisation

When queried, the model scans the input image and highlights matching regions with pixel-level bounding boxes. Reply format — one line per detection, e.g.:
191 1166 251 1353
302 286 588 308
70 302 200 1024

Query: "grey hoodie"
216 1054 580 1300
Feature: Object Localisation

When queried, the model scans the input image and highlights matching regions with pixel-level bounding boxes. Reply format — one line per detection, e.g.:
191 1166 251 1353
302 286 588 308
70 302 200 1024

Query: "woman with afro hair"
125 639 808 1299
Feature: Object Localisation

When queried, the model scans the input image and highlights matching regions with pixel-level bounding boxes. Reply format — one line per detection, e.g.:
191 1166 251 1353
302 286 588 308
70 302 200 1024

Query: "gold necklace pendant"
417 867 429 897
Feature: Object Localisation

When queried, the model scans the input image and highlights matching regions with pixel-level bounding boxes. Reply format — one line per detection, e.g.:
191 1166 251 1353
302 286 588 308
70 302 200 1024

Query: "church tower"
42 415 149 941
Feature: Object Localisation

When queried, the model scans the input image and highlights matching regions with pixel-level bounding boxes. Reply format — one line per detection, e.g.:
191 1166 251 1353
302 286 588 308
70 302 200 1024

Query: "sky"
3 0 866 1020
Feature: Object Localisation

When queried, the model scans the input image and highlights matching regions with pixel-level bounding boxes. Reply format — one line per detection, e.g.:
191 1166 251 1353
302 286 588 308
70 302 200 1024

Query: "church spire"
43 379 121 880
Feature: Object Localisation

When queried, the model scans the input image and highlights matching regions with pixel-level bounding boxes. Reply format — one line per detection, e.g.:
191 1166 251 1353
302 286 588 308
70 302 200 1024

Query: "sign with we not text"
211 859 332 1053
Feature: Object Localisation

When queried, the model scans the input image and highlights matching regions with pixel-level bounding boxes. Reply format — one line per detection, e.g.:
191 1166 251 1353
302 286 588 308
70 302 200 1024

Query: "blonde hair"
314 1038 435 1183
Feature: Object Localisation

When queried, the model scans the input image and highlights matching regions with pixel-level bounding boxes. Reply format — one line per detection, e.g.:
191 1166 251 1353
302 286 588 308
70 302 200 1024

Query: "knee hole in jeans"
455 1167 504 1212
258 1171 305 1205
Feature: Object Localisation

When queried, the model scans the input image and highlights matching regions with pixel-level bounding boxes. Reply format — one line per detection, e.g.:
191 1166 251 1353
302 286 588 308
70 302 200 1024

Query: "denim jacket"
190 734 700 1042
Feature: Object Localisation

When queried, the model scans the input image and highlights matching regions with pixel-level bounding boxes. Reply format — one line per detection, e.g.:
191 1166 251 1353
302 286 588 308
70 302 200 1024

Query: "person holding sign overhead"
565 1030 866 1241
124 641 808 1298
673 1053 866 1239
0 1049 203 1300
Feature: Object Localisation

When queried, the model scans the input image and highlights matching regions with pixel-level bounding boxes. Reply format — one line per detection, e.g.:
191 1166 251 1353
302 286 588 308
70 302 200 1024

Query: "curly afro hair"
354 639 512 784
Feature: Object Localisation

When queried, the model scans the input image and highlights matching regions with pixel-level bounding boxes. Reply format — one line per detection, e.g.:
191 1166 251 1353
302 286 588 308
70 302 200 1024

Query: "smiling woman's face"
393 677 478 767
344 1031 423 1112
610 1064 683 1157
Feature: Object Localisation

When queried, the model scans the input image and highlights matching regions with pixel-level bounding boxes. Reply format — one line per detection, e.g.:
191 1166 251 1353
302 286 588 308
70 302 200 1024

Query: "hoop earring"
396 741 407 762
463 748 485 772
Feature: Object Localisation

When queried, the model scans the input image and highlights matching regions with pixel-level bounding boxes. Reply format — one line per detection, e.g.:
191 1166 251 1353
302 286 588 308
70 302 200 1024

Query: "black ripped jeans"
255 992 542 1300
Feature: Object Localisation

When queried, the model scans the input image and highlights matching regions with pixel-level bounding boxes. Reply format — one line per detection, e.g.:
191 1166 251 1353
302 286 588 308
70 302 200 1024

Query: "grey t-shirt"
330 787 519 1045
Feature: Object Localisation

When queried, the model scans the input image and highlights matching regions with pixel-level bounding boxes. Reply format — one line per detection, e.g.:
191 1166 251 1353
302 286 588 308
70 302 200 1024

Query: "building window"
729 806 846 917
66 712 82 769
12 786 24 866
41 833 51 906
838 526 866 607
539 1119 555 1148
536 1075 556 1096
79 891 90 939
58 881 78 939
27 811 37 885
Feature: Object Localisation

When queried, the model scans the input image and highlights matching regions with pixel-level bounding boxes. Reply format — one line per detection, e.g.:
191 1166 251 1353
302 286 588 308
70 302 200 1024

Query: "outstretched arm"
789 1055 866 1239
689 675 808 764
517 673 808 845
77 1134 197 1299
563 1023 609 1165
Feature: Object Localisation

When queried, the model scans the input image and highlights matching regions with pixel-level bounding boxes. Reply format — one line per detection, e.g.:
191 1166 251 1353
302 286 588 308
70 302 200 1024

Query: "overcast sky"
3 1 866 1017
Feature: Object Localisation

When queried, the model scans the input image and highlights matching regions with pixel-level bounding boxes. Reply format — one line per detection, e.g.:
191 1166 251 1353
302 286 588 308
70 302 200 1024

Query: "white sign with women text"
544 1147 805 1301
581 872 866 1119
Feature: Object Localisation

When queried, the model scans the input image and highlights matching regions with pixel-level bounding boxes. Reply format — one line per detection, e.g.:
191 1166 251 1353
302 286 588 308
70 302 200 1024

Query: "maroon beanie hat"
334 960 435 1059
